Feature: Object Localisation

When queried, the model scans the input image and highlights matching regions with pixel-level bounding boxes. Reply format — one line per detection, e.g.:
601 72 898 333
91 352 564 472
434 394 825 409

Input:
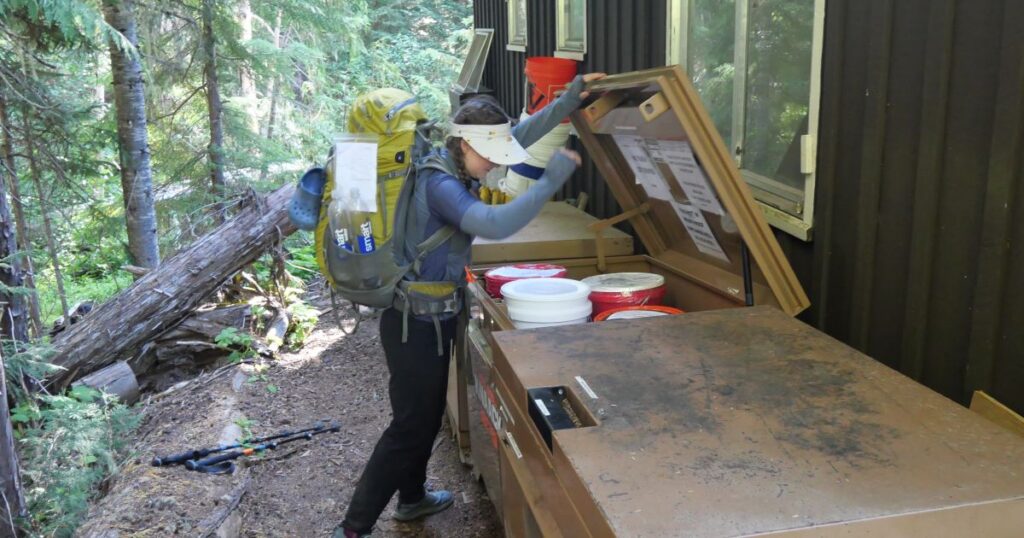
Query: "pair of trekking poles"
152 420 341 474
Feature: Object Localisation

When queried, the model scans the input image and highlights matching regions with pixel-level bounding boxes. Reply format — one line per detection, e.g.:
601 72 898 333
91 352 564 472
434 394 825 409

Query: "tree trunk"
103 0 161 271
44 184 297 390
202 0 227 220
258 10 283 184
0 346 26 533
0 94 41 337
23 110 69 323
237 0 258 133
0 97 28 344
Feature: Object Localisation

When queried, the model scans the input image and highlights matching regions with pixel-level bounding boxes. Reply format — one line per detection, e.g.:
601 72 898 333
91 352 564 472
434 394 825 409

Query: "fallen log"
72 360 140 404
45 185 297 390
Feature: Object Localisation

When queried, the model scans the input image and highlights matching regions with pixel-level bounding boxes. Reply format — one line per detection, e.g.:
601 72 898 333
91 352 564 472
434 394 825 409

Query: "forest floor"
77 283 501 537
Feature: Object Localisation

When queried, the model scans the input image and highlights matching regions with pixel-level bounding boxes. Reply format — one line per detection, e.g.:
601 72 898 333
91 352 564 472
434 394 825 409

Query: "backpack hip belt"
393 281 462 356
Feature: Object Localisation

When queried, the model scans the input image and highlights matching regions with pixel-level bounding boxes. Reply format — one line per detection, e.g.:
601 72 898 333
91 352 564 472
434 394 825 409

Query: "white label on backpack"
332 139 378 213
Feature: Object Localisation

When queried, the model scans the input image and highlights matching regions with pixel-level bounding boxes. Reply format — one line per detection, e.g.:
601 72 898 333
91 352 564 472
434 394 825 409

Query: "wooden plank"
970 390 1024 439
471 202 633 264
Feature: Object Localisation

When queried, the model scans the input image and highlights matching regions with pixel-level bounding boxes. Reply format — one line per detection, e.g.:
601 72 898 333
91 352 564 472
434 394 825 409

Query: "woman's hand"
579 72 607 100
558 148 582 167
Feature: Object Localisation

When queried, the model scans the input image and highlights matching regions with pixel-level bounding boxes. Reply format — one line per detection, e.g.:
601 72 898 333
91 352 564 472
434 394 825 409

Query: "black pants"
342 308 457 533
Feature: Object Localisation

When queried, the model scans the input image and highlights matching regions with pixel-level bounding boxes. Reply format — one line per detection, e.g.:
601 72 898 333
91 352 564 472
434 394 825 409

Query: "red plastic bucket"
593 305 685 322
524 57 578 116
581 272 667 318
484 263 568 298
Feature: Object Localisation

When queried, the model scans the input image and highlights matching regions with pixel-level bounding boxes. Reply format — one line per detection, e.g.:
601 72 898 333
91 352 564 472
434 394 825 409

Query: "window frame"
554 0 587 61
455 28 495 93
666 0 825 241
507 0 527 52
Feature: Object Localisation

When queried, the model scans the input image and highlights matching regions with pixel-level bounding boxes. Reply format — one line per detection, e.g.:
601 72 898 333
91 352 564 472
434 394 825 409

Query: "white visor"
449 122 530 166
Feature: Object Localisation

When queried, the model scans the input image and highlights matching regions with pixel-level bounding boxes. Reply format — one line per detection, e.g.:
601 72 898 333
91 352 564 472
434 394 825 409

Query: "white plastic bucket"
513 317 589 330
501 278 592 329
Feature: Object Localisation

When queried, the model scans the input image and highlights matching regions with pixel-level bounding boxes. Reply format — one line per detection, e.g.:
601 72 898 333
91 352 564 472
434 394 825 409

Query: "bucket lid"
582 272 665 293
501 278 590 303
595 305 685 321
485 263 567 280
571 67 809 316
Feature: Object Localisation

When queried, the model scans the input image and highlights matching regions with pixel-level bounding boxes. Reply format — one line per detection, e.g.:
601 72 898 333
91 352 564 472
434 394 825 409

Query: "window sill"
758 202 813 241
554 50 584 61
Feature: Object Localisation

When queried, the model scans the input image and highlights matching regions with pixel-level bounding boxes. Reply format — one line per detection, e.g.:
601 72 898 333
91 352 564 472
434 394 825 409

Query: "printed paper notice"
672 202 730 262
611 135 673 201
332 140 378 212
658 141 725 215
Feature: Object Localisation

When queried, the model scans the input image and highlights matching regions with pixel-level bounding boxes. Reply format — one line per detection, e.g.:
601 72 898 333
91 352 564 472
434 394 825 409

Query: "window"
666 0 824 241
507 0 527 52
456 29 494 93
555 0 586 60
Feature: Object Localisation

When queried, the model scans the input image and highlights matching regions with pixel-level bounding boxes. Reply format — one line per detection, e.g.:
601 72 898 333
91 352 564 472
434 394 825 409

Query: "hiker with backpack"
331 71 606 538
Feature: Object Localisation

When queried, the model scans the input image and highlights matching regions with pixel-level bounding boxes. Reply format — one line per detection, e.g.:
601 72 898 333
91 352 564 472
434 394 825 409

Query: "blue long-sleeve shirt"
404 76 586 287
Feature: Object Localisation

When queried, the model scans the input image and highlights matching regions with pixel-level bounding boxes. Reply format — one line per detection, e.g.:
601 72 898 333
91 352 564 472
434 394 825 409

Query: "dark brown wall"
805 0 1024 412
474 0 1024 414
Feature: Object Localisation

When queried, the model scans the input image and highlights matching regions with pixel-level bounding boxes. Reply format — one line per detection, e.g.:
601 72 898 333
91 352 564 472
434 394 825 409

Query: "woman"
335 72 606 538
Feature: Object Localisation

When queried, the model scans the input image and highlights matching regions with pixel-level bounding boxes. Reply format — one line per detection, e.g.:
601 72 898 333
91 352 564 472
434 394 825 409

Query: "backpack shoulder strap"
411 224 455 276
416 151 459 178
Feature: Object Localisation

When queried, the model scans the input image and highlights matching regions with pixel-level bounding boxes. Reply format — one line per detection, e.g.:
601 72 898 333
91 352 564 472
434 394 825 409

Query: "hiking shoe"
392 490 454 521
288 167 326 231
331 526 371 538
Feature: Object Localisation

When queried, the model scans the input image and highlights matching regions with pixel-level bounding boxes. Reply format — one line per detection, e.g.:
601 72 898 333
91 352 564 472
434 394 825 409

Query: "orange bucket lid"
593 305 685 321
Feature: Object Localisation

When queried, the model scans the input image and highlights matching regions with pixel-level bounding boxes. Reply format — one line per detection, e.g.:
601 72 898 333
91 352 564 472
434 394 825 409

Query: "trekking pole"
185 422 342 474
151 419 339 467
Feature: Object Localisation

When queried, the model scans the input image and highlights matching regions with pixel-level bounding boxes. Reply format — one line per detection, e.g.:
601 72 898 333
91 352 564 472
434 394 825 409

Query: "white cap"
449 122 530 165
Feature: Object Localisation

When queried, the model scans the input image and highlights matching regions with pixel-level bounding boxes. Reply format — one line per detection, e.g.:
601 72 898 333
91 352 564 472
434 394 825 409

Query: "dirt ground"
76 284 501 537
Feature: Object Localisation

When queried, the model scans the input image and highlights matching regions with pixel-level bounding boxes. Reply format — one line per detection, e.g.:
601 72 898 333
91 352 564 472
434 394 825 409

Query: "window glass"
743 0 814 190
509 0 527 48
687 0 735 150
567 0 585 45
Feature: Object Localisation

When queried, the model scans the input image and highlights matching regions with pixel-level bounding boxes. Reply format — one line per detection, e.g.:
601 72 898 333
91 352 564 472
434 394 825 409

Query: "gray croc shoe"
288 167 326 231
392 490 454 522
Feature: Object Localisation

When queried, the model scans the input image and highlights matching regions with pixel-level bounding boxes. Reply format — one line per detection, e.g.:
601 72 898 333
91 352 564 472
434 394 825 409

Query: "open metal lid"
571 67 809 315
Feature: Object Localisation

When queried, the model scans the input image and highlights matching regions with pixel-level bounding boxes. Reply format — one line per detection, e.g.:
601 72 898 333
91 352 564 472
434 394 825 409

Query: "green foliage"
233 416 254 443
214 326 258 363
3 340 59 401
14 387 140 537
286 299 318 348
283 235 318 282
36 271 127 327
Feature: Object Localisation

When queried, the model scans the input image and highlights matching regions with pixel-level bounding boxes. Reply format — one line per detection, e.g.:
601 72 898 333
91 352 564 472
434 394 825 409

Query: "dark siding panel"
812 0 1024 409
866 0 928 368
899 0 955 380
969 0 1024 406
922 0 1003 397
